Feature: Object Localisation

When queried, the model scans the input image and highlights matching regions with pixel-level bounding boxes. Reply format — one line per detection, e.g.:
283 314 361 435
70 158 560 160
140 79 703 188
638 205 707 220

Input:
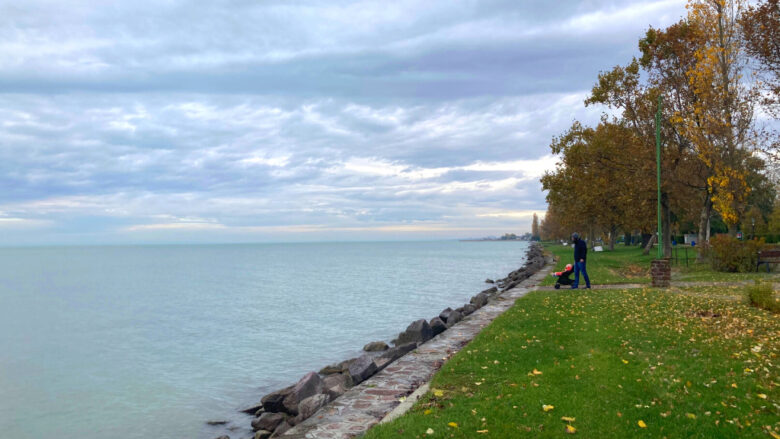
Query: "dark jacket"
573 238 587 262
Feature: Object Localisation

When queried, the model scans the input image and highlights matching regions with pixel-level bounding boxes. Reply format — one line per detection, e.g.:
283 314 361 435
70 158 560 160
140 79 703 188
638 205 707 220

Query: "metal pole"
656 94 663 260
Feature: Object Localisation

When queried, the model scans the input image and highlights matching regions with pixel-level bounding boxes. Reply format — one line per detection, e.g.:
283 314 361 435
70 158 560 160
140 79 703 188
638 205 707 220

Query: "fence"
670 245 697 267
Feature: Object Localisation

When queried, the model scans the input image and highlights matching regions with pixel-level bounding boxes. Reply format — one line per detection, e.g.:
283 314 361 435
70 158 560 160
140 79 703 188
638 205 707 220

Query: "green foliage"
747 281 780 313
709 235 766 272
752 234 780 244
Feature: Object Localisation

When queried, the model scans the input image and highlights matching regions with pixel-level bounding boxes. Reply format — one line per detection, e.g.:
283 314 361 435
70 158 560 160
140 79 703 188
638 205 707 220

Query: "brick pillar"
651 259 671 287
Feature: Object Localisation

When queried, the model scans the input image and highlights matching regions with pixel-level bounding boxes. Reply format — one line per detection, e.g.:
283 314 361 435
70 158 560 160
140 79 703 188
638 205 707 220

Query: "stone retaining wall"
280 251 553 439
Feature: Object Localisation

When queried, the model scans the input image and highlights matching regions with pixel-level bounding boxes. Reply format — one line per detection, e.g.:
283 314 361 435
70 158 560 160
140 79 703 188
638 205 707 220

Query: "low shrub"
747 281 780 313
709 235 765 272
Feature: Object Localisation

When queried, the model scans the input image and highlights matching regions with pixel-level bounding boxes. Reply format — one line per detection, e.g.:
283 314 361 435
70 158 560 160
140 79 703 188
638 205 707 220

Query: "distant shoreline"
458 239 530 242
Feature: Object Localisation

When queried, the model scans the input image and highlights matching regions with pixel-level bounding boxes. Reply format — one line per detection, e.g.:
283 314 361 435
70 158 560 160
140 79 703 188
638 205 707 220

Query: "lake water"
0 240 529 439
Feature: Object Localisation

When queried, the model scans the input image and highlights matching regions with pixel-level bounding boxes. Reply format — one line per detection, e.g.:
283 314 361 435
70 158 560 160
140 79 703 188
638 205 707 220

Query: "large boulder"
438 307 454 322
363 341 389 352
395 319 433 346
272 420 293 437
319 359 352 375
319 364 342 375
347 355 378 385
470 293 488 308
461 303 477 316
254 431 272 439
297 393 331 420
282 372 323 415
429 317 447 336
322 373 351 399
481 286 498 295
445 310 463 327
261 386 293 413
252 412 286 432
374 342 416 370
240 401 264 414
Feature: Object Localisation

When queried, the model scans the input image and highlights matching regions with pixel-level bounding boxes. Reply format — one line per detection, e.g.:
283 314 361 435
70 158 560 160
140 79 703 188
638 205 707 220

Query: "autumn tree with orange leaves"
541 0 775 249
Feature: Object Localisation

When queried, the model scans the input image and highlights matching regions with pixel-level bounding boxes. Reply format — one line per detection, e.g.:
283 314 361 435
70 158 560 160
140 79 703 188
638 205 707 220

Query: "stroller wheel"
554 283 560 289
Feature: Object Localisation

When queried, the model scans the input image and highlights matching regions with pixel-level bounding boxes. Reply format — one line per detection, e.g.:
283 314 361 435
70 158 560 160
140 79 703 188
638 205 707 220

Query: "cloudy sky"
0 0 688 245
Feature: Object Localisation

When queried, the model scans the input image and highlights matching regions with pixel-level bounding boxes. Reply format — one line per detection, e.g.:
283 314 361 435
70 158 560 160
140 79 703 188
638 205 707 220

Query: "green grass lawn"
540 244 655 286
673 261 779 283
363 286 779 438
540 243 778 286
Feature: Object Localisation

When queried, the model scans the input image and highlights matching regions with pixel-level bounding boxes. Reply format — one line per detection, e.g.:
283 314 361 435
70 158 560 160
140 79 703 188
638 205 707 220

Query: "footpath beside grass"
363 244 779 438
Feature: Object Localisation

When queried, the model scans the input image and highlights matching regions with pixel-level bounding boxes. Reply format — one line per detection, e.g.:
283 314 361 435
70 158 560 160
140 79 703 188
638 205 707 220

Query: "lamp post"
650 94 670 288
656 94 663 260
752 217 755 239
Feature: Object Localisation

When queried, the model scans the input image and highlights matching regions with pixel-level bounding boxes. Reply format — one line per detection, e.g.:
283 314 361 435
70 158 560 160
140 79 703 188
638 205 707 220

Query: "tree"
540 205 568 241
638 20 716 249
542 120 652 251
741 205 767 236
741 0 780 169
682 0 760 234
531 213 540 241
586 58 702 257
769 200 780 234
741 0 780 116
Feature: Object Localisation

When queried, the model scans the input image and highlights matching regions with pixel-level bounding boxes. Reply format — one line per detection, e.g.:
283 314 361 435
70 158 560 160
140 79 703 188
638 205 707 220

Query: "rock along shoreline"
208 242 547 439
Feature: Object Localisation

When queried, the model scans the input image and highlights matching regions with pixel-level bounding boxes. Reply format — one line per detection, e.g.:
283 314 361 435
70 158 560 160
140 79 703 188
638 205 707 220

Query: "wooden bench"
756 249 780 272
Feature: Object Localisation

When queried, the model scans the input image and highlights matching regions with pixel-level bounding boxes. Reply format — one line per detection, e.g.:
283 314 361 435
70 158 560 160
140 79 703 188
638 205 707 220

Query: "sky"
0 0 689 245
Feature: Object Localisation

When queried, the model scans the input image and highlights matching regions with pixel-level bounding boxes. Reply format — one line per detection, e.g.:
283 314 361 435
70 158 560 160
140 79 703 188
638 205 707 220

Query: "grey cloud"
1 0 685 100
0 0 688 243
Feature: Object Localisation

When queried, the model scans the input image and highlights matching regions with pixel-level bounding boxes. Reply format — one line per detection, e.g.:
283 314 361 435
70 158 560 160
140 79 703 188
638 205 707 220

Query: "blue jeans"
572 261 590 288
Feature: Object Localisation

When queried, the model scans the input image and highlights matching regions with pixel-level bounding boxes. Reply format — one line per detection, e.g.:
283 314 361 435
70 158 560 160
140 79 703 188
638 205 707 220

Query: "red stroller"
552 264 574 289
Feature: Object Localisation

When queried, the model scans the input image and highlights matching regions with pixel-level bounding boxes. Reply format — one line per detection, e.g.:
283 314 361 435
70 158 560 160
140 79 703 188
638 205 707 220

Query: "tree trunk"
642 233 657 256
662 193 672 258
609 225 618 251
696 196 712 262
641 233 652 248
588 224 595 250
624 232 632 246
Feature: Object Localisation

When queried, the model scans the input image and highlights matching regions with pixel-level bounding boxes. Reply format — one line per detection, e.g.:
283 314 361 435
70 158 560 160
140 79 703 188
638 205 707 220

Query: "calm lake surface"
0 240 529 439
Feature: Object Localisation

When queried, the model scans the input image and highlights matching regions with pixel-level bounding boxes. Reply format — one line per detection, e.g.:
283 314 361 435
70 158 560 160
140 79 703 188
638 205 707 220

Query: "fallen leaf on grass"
425 428 434 435
561 416 576 422
433 389 444 397
476 430 489 434
447 422 458 428
757 394 767 399
686 413 696 419
423 409 432 415
769 431 780 439
565 425 577 434
638 420 647 428
543 405 555 412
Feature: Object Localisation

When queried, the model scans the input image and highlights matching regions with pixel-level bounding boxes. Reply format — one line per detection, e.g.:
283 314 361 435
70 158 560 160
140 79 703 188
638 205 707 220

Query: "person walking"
571 233 591 289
